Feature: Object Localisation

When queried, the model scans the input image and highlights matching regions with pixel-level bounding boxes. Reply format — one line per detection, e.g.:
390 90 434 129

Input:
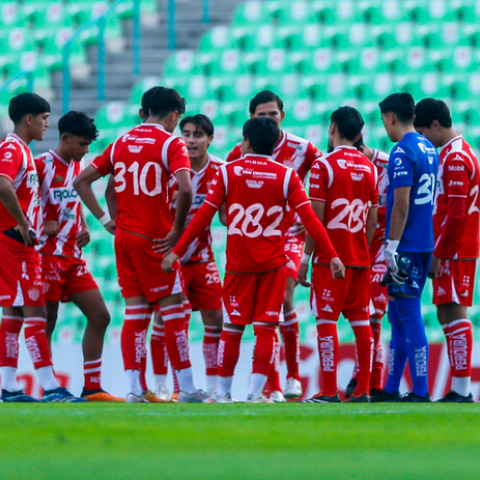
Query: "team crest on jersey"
45 262 63 281
128 145 143 153
234 166 244 176
28 288 41 301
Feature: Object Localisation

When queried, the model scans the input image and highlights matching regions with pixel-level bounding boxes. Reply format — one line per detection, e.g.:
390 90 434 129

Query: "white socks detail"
217 376 233 398
154 374 168 392
249 373 268 399
126 369 142 396
177 367 196 395
0 366 21 392
452 376 471 397
36 366 60 392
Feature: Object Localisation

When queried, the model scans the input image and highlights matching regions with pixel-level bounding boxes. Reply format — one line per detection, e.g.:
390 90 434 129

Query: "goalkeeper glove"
382 239 410 287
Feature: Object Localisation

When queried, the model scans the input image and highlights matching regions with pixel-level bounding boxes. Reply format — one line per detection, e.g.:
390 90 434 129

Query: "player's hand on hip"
289 221 306 236
153 228 182 254
162 252 179 273
43 220 60 236
76 230 90 248
428 255 441 279
15 221 33 248
298 263 310 287
104 220 116 235
330 257 345 279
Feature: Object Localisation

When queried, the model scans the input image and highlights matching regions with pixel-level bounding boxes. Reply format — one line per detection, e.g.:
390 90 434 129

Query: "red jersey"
170 154 224 264
226 130 322 235
434 136 480 260
309 145 379 268
173 154 337 274
0 134 42 235
369 150 389 264
91 123 191 239
35 150 83 257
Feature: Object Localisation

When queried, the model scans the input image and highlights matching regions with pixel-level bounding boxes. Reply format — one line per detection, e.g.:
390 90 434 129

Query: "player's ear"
432 119 441 131
207 135 214 147
280 110 286 122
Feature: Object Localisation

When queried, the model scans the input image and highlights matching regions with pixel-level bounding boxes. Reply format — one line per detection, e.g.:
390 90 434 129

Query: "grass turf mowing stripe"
1 404 479 479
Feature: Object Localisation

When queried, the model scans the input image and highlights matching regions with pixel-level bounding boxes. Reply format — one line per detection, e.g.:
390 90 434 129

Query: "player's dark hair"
141 86 161 114
379 92 415 124
414 98 453 129
180 114 214 136
148 86 186 118
9 92 50 124
330 106 365 141
353 135 365 150
58 111 98 141
243 117 279 156
249 90 284 115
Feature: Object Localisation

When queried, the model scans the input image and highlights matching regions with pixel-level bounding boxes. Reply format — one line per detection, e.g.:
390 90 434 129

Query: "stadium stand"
1 0 480 344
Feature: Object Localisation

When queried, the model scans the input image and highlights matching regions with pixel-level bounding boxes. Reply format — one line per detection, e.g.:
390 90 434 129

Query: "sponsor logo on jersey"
5 144 17 150
449 180 464 187
192 194 206 205
28 288 41 301
337 159 347 169
372 263 387 273
246 180 264 189
394 171 408 178
310 173 320 180
428 156 435 164
449 164 465 171
394 147 405 154
374 293 388 303
351 172 364 181
45 262 63 281
0 295 11 301
321 304 334 313
322 289 332 301
206 262 217 272
150 285 169 293
128 145 143 153
53 174 65 183
21 262 29 280
2 151 13 160
411 281 420 289
51 187 79 204
436 286 446 296
266 311 279 316
234 166 244 176
122 134 156 145
394 157 402 166
43 282 50 293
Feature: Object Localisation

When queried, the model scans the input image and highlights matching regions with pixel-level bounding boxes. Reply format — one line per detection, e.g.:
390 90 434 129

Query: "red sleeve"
167 138 191 175
371 165 379 208
226 144 242 163
172 170 226 257
308 158 329 202
288 171 337 260
0 143 23 182
90 143 114 177
298 142 321 181
434 153 471 258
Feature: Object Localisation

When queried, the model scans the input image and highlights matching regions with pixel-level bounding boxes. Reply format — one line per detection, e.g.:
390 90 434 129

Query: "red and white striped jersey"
309 145 379 268
35 150 83 258
170 154 224 264
226 130 322 235
369 150 389 264
434 136 480 259
0 134 42 236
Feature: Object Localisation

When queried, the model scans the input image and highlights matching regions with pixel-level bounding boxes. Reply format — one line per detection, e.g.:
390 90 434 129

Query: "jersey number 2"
228 203 283 238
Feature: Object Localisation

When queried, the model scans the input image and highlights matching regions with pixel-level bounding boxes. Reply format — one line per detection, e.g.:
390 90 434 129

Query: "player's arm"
105 175 117 220
429 154 471 278
366 206 378 246
76 205 90 249
0 176 32 246
218 203 227 226
73 165 116 235
162 170 225 271
153 170 192 254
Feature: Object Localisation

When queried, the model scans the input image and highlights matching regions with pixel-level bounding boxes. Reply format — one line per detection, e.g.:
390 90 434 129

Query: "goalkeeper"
373 93 439 403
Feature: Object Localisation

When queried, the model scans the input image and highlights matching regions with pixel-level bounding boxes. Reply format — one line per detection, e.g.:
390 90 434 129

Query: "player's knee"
89 308 111 331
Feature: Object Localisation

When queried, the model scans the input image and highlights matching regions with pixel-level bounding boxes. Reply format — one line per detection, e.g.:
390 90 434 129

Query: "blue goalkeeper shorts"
388 251 432 298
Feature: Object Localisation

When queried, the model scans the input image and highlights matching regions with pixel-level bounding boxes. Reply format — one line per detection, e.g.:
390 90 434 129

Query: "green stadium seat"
378 23 422 50
31 3 73 42
129 76 160 112
452 73 480 101
411 1 457 24
332 24 377 50
356 73 397 102
344 47 387 76
277 1 318 25
437 46 479 74
217 74 255 104
319 0 364 25
403 73 450 101
162 50 199 91
421 23 469 49
283 24 329 51
42 29 87 71
250 49 296 77
309 74 355 108
204 49 249 80
239 25 284 51
0 2 20 28
298 48 342 78
199 26 236 53
391 47 429 76
363 0 411 24
231 1 270 26
0 27 36 69
454 0 480 23
95 102 135 149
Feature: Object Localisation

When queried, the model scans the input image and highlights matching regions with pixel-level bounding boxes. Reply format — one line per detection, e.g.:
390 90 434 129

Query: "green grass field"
1 403 479 479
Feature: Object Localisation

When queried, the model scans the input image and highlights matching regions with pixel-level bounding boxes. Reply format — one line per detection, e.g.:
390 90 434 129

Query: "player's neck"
397 124 416 141
439 128 458 148
53 146 72 164
190 153 209 172
12 126 33 145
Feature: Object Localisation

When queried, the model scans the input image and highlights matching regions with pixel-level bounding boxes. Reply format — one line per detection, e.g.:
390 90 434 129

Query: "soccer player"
35 111 123 402
373 93 439 403
299 107 378 403
227 91 322 400
345 139 389 398
0 93 84 402
151 114 224 399
162 117 344 403
74 86 206 403
415 98 479 403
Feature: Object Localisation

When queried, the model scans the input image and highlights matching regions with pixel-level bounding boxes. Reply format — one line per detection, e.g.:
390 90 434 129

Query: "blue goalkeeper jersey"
386 132 439 253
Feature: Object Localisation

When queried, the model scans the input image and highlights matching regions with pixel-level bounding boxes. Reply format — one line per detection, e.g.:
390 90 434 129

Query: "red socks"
203 326 221 377
370 319 384 390
121 305 149 371
266 331 282 392
24 317 53 369
160 304 191 371
84 359 102 391
0 315 23 368
445 319 473 378
151 323 168 376
316 320 338 396
280 310 300 381
350 320 374 396
217 327 243 378
252 323 277 376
